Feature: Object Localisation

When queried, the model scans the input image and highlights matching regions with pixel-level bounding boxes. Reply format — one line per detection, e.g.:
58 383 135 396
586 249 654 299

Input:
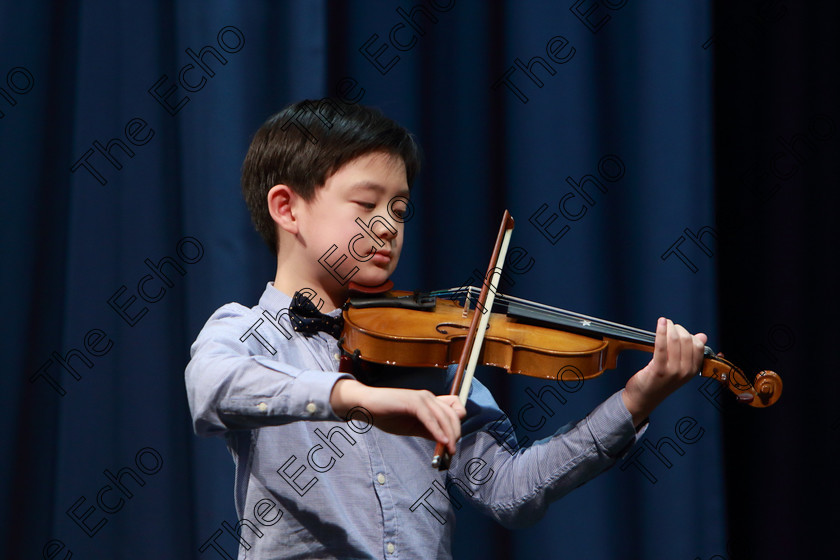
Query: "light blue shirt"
185 283 642 559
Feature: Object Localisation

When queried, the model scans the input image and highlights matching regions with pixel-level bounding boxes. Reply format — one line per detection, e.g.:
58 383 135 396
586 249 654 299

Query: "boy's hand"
330 379 467 455
622 318 708 427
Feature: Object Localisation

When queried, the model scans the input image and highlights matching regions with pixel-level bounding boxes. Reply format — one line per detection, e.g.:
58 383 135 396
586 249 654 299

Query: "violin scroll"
701 352 782 408
751 370 782 407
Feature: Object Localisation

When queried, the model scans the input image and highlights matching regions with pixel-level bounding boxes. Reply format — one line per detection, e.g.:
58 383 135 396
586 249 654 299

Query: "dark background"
0 1 835 558
714 2 840 558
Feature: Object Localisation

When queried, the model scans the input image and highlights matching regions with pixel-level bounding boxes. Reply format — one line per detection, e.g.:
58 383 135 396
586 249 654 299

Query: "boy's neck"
272 266 347 312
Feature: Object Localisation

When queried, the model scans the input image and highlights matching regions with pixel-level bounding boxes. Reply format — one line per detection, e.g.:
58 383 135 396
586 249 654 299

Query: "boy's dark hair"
241 99 421 252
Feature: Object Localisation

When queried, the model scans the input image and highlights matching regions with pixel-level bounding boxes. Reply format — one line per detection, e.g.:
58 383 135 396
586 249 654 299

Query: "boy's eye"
355 201 376 210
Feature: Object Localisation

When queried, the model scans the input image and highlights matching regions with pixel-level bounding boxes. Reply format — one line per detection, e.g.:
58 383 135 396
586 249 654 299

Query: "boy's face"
296 151 410 290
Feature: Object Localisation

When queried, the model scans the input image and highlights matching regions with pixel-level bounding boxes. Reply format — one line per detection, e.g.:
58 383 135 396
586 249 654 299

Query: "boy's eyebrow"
347 181 410 198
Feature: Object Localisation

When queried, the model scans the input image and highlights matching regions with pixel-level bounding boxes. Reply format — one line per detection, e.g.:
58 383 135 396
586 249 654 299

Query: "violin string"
429 286 724 383
499 292 657 344
431 286 656 344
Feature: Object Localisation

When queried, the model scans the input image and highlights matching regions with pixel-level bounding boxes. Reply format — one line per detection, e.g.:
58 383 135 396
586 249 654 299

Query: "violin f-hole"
436 322 469 335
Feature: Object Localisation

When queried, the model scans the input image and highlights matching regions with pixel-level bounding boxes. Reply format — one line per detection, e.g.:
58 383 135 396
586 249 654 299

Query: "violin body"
340 288 782 409
342 290 639 380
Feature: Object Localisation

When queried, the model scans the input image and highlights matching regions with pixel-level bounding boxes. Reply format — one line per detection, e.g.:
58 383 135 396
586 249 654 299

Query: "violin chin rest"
348 280 394 295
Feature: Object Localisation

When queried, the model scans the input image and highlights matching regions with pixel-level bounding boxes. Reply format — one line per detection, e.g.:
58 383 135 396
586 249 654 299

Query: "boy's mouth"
371 249 392 264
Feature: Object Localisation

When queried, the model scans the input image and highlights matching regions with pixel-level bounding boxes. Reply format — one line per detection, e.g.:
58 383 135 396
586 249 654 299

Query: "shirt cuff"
585 390 644 458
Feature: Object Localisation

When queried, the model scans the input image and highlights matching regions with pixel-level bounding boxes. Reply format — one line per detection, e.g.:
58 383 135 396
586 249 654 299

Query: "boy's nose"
371 219 398 240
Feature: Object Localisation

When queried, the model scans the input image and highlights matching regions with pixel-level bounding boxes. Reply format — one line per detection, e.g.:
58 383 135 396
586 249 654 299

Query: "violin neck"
439 286 715 359
505 300 655 347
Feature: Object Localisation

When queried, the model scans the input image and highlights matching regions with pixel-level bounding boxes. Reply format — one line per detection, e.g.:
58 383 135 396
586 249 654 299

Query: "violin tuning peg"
716 351 725 358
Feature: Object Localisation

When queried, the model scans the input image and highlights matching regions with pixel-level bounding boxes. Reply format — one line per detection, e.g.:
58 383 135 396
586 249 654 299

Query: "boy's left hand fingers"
671 323 707 377
666 320 684 373
691 331 707 373
673 323 693 376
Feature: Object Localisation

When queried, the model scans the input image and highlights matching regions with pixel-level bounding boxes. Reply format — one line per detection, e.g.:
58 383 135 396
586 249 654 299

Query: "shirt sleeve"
450 382 645 529
184 303 352 437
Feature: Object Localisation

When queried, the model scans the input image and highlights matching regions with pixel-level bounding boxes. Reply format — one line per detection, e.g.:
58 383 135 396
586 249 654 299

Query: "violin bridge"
461 288 471 318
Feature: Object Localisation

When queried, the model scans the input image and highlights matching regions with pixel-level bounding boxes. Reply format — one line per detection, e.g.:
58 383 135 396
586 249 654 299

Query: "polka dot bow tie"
288 291 344 339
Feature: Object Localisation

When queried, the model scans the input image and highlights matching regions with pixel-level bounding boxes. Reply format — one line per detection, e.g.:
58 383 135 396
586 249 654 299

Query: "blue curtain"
2 1 728 558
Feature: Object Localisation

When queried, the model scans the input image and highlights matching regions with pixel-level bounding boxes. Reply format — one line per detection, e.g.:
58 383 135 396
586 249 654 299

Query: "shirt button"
305 402 317 414
386 543 395 554
376 473 386 484
257 402 268 412
333 353 340 360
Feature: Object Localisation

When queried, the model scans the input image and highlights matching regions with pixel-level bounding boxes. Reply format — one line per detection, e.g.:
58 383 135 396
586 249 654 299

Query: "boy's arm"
185 304 352 436
185 304 466 450
450 389 639 529
330 379 466 456
449 317 706 528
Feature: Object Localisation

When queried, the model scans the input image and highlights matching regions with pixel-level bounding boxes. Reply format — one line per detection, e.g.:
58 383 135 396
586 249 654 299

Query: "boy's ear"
267 184 299 235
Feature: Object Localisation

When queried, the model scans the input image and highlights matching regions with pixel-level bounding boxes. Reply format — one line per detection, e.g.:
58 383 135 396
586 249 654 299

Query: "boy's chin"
350 267 394 289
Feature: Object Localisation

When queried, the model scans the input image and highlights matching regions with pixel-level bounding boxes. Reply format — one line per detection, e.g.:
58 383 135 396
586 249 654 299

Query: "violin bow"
431 210 515 470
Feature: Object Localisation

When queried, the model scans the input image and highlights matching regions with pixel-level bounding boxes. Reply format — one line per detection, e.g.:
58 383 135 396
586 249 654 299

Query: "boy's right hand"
330 379 466 455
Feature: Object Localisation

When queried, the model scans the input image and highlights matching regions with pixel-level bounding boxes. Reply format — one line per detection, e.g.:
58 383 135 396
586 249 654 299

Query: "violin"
338 211 782 469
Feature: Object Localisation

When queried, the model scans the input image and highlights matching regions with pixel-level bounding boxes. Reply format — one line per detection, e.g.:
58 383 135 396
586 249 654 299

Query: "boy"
185 99 707 559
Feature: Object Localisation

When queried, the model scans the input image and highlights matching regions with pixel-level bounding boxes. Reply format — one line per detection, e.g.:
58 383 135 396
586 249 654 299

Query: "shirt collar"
258 282 343 318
